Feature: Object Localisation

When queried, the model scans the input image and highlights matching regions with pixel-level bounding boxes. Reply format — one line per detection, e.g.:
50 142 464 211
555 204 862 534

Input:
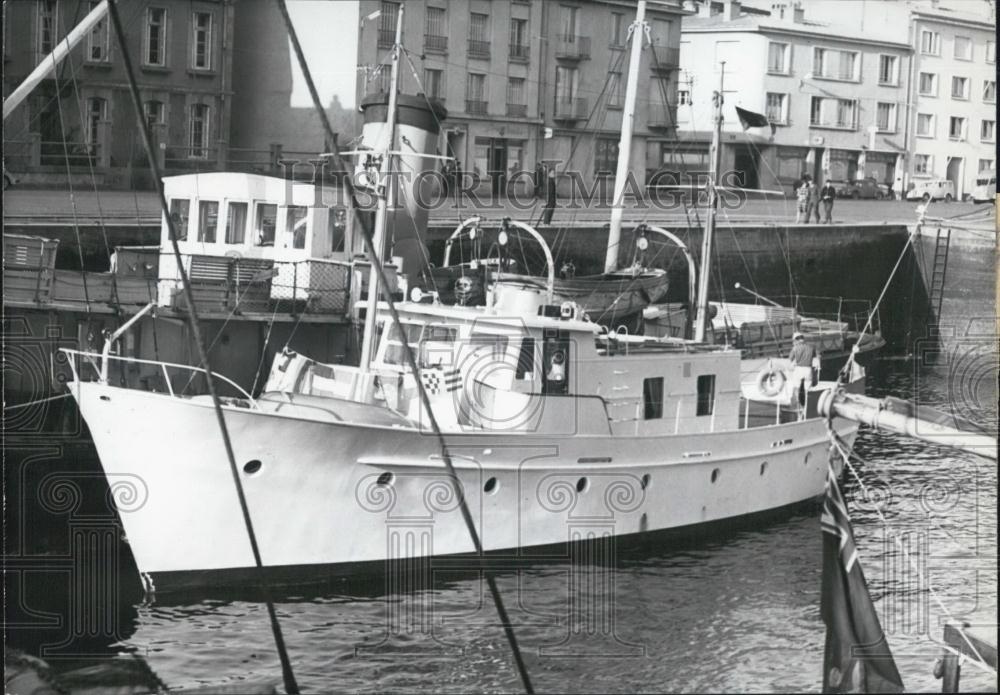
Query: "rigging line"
105 4 300 694
4 393 71 412
251 302 281 398
50 51 93 316
278 4 534 691
828 431 997 677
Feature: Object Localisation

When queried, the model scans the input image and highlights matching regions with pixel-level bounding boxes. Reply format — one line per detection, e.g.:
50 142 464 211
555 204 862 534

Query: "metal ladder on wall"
928 227 951 317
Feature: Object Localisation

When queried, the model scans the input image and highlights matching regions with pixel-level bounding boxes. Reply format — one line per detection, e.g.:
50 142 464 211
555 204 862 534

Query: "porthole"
640 473 651 490
243 460 262 475
710 468 720 484
484 477 499 494
376 471 394 487
760 461 768 476
576 477 589 493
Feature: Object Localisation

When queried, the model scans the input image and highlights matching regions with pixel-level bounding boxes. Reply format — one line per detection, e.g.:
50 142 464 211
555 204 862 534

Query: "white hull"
73 380 856 592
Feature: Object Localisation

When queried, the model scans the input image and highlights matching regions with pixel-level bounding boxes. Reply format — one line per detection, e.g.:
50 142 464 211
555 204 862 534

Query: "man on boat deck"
789 332 821 408
542 168 557 225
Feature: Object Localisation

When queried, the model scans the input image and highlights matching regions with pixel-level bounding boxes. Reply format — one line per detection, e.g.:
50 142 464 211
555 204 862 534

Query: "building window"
510 17 529 59
191 12 213 70
286 205 308 249
810 97 857 129
916 113 935 137
38 0 57 55
225 202 247 244
143 100 164 130
914 154 932 175
875 102 896 133
555 65 578 104
595 137 618 177
87 1 110 62
979 159 995 173
423 68 444 100
607 72 623 108
948 116 966 140
981 120 995 142
466 73 487 114
86 97 106 153
198 200 219 243
678 89 691 106
377 2 399 48
169 199 190 240
918 72 937 96
765 92 788 124
642 377 664 420
983 80 996 103
561 5 579 39
506 77 526 116
920 30 940 55
189 103 210 158
469 12 490 58
988 41 996 63
255 203 277 246
144 7 168 66
425 7 447 53
696 374 715 417
951 76 969 99
767 41 789 74
953 35 972 60
610 12 625 48
877 54 898 86
813 47 858 81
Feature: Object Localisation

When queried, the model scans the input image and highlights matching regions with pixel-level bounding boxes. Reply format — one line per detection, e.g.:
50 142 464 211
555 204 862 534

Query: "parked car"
905 178 955 202
829 177 892 199
970 169 996 204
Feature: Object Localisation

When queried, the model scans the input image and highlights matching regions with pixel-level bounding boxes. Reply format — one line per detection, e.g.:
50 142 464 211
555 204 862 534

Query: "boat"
62 3 875 594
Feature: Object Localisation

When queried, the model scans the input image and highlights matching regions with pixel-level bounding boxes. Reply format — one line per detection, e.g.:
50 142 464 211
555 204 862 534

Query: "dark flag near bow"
821 468 904 693
735 106 777 136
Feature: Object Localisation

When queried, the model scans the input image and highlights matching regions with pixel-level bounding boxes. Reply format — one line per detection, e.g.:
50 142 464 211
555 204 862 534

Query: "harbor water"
7 351 996 693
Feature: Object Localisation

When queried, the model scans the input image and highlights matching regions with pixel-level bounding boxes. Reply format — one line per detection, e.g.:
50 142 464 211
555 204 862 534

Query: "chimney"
698 0 713 18
793 3 805 23
724 0 741 20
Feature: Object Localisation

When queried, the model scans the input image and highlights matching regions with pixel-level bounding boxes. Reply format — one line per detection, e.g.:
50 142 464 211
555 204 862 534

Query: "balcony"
648 103 678 130
506 103 528 117
554 35 590 61
553 97 589 122
377 29 394 48
809 115 857 130
466 99 488 115
424 34 447 54
509 43 530 62
468 39 490 60
649 45 679 72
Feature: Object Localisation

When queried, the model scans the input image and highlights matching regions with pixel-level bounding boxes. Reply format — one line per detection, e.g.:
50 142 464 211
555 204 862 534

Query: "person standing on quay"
807 177 821 223
542 169 557 225
820 179 837 223
795 175 811 223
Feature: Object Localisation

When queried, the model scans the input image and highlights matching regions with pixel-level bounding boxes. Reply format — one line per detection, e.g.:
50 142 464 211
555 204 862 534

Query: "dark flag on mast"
821 468 904 693
735 106 777 136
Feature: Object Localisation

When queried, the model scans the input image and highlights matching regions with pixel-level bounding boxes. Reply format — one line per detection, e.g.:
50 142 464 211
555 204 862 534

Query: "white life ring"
756 366 787 397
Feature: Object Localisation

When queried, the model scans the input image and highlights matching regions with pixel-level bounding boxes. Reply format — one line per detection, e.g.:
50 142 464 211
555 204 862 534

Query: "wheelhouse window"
696 375 715 417
643 377 664 420
226 202 247 244
382 322 424 365
189 103 210 159
87 1 110 62
169 199 190 240
515 337 536 380
191 12 213 70
145 7 167 66
285 205 308 249
255 203 277 246
198 201 219 243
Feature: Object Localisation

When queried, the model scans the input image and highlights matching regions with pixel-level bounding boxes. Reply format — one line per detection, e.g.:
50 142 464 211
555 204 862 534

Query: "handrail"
503 219 555 303
642 224 697 309
442 216 483 267
61 348 260 408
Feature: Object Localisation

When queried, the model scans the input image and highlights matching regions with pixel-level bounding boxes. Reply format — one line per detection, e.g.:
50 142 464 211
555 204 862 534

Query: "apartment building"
356 0 688 196
799 0 996 198
677 0 912 194
3 0 234 187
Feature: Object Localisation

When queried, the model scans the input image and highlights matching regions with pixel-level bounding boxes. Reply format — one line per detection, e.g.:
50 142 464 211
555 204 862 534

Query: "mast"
357 5 404 387
603 0 647 274
693 62 725 343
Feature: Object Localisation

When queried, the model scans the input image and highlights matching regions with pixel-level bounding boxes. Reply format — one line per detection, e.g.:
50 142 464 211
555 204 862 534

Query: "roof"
682 14 912 50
